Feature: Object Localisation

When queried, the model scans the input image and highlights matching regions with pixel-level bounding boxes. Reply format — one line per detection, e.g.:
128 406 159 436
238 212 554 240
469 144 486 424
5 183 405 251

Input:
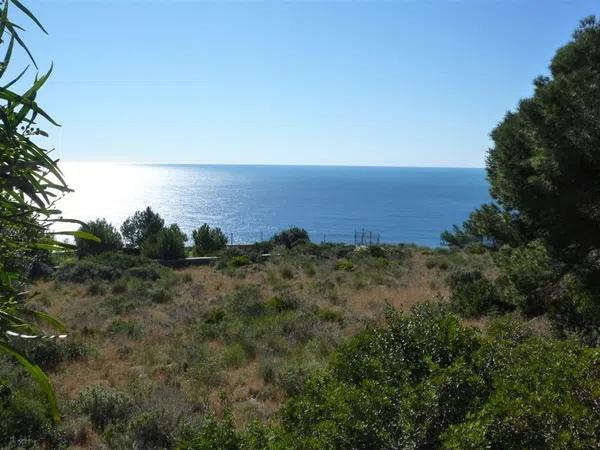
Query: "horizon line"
60 160 486 170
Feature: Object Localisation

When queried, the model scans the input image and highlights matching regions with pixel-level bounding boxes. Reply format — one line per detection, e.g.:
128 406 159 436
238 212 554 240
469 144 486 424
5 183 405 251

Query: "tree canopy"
442 16 600 338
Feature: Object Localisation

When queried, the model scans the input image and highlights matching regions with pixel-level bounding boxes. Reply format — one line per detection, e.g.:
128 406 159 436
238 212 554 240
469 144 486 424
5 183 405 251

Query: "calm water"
58 163 490 247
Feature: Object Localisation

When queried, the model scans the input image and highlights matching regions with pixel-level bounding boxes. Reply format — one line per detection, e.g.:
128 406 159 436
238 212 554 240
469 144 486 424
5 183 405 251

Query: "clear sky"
14 0 600 167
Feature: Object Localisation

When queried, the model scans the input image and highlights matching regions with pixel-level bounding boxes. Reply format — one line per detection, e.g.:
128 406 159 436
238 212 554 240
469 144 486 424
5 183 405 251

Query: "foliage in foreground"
183 304 600 449
0 0 96 421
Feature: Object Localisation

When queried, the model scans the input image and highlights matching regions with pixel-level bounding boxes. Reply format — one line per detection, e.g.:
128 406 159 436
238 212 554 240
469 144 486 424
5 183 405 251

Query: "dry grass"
33 245 492 439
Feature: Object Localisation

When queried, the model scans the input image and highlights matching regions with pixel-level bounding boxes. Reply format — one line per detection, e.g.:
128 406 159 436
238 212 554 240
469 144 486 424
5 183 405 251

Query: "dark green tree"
192 223 228 256
120 206 164 248
442 17 600 330
486 16 600 267
76 219 123 257
272 227 310 249
141 224 187 260
447 17 600 262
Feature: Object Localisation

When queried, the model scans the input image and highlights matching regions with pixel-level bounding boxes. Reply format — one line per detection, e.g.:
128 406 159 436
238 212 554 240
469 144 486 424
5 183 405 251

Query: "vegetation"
76 219 123 257
0 0 99 422
140 224 187 260
2 241 459 447
272 227 310 249
192 223 228 255
121 207 165 248
184 305 600 449
2 4 600 450
442 17 600 341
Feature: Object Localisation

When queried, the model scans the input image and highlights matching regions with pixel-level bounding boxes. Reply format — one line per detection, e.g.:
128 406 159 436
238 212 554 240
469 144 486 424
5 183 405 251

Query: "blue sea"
59 163 490 247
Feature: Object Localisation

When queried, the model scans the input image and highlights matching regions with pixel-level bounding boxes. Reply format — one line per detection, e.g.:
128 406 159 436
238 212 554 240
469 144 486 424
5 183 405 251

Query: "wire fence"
224 229 382 246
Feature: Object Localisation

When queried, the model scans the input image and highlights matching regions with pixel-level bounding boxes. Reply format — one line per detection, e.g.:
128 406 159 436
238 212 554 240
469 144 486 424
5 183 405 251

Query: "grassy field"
18 244 493 448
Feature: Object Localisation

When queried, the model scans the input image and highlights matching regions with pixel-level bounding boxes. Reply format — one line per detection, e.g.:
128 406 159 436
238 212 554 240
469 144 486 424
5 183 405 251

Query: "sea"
58 163 491 247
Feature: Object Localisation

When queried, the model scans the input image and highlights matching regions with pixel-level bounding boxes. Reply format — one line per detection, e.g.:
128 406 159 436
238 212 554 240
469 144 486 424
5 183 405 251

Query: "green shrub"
316 307 342 323
200 304 600 450
179 413 240 450
228 255 250 268
76 218 123 257
56 252 165 283
15 338 89 371
225 285 264 318
265 294 299 313
126 265 162 281
369 246 386 258
272 227 310 249
334 258 356 272
128 410 178 450
0 381 54 446
141 224 187 260
493 240 558 316
78 386 134 432
121 206 165 248
192 224 228 256
447 270 505 317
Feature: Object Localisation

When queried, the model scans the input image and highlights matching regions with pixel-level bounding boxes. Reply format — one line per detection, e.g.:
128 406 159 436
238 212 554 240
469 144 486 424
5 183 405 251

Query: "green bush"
121 206 165 248
128 410 178 450
447 270 505 317
141 224 187 260
78 386 134 432
334 258 356 272
179 413 240 450
76 218 123 257
493 240 558 316
189 304 600 449
0 381 54 447
192 224 228 256
56 252 166 283
14 338 89 371
272 227 310 249
369 246 386 258
228 255 250 268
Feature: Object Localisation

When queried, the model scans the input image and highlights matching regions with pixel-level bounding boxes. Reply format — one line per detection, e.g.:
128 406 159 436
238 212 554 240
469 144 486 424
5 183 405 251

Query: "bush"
14 338 89 371
334 258 356 272
0 381 54 446
228 255 250 268
121 206 165 248
369 246 386 258
179 413 240 450
191 304 600 449
493 240 558 316
272 227 310 249
78 386 134 431
55 252 165 283
75 218 123 257
192 224 228 256
128 410 178 450
447 270 505 317
141 224 187 260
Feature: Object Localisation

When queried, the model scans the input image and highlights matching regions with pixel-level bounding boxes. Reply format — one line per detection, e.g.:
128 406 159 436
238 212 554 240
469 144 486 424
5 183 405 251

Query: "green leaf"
0 341 59 421
22 308 66 332
10 0 48 34
56 230 101 243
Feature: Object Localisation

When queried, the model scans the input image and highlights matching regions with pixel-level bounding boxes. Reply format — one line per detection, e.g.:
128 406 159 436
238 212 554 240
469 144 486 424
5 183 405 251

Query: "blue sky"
14 0 600 167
